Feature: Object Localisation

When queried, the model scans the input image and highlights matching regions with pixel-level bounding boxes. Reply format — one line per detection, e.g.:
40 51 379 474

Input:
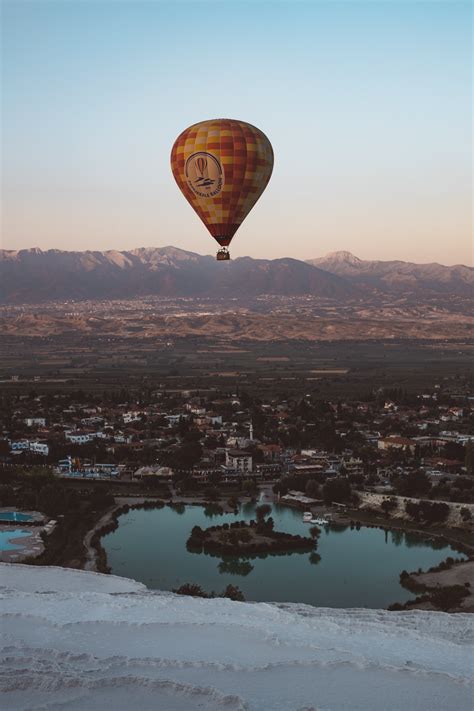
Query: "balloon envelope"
171 118 273 248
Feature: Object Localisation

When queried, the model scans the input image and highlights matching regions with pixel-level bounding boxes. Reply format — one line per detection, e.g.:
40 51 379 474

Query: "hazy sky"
2 0 472 264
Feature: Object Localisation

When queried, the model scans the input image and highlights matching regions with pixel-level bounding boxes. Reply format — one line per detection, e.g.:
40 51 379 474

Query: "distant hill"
308 251 473 297
0 247 358 303
0 246 471 304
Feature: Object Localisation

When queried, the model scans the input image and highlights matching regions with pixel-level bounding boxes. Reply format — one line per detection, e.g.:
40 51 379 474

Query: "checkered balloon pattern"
171 119 274 247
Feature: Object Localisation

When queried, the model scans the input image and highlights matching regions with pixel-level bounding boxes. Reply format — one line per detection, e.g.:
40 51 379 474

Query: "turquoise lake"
0 530 31 551
102 503 465 608
0 512 33 522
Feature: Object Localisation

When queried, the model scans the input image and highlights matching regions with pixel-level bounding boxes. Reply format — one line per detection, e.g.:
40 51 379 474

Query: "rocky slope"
1 308 472 341
2 246 473 304
0 247 357 303
308 251 473 296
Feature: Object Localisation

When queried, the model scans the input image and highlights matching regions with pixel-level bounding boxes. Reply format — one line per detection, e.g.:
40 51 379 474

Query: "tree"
248 445 264 464
322 477 352 503
273 481 288 496
405 500 450 524
255 504 272 522
90 487 114 510
381 498 398 516
167 442 202 469
420 501 449 523
394 470 431 497
241 479 257 496
206 486 220 502
430 585 468 611
0 484 15 506
177 417 190 437
305 479 320 498
227 496 240 510
460 507 471 522
405 501 421 521
442 441 465 461
204 435 219 450
465 443 474 475
177 476 199 492
208 470 222 485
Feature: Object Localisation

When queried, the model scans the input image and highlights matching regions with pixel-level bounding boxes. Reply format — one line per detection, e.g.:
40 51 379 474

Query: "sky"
1 0 472 264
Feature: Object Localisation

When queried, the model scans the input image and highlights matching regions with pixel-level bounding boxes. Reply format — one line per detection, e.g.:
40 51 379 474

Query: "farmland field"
0 333 472 399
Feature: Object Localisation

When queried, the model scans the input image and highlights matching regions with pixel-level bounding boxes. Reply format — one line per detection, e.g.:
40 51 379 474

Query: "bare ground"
411 560 474 612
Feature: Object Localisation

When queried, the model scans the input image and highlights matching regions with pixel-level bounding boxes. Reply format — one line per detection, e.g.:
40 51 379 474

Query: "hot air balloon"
171 118 273 260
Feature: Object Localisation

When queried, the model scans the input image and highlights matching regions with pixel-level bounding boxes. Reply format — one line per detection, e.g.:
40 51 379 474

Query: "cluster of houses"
1 386 472 486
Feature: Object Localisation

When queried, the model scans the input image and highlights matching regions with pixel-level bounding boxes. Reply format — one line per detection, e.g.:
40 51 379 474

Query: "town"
2 368 473 618
2 381 473 508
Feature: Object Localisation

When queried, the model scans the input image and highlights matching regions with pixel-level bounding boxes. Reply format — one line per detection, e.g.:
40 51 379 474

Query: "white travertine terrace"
1 564 472 710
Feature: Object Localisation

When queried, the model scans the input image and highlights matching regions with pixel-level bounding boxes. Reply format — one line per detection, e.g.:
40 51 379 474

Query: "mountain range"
309 251 472 297
0 247 471 303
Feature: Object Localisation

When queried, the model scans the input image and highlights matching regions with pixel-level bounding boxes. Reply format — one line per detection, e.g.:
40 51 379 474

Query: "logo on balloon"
185 152 224 198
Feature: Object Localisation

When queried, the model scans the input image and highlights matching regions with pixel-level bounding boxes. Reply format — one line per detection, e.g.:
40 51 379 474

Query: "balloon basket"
216 248 230 261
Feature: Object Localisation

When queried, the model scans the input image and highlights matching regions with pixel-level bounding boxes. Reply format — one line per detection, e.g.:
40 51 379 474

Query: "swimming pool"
0 530 31 551
0 512 33 522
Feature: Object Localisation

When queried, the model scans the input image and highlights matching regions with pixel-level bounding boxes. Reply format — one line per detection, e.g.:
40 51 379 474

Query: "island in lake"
186 507 320 557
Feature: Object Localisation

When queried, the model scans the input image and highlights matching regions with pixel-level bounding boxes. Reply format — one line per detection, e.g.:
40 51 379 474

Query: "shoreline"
83 504 122 571
83 494 473 612
0 526 45 563
399 559 474 612
334 507 473 556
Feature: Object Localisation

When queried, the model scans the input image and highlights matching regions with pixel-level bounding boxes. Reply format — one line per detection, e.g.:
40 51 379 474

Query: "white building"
122 411 143 424
225 449 253 473
9 440 30 452
65 432 92 445
133 466 173 479
166 414 188 426
377 436 417 454
24 417 46 427
80 416 104 426
29 442 49 456
114 433 133 444
9 440 49 456
187 405 206 415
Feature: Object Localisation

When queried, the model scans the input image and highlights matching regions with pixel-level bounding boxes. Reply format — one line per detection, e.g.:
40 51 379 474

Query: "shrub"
220 585 245 602
430 585 468 611
405 500 449 524
322 477 352 503
381 498 398 516
238 528 252 543
227 496 240 510
460 507 471 522
255 504 272 522
206 486 220 502
394 470 431 497
173 583 208 598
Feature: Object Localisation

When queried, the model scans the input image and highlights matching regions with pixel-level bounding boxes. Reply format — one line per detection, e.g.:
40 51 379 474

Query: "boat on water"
302 512 313 522
311 517 329 525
